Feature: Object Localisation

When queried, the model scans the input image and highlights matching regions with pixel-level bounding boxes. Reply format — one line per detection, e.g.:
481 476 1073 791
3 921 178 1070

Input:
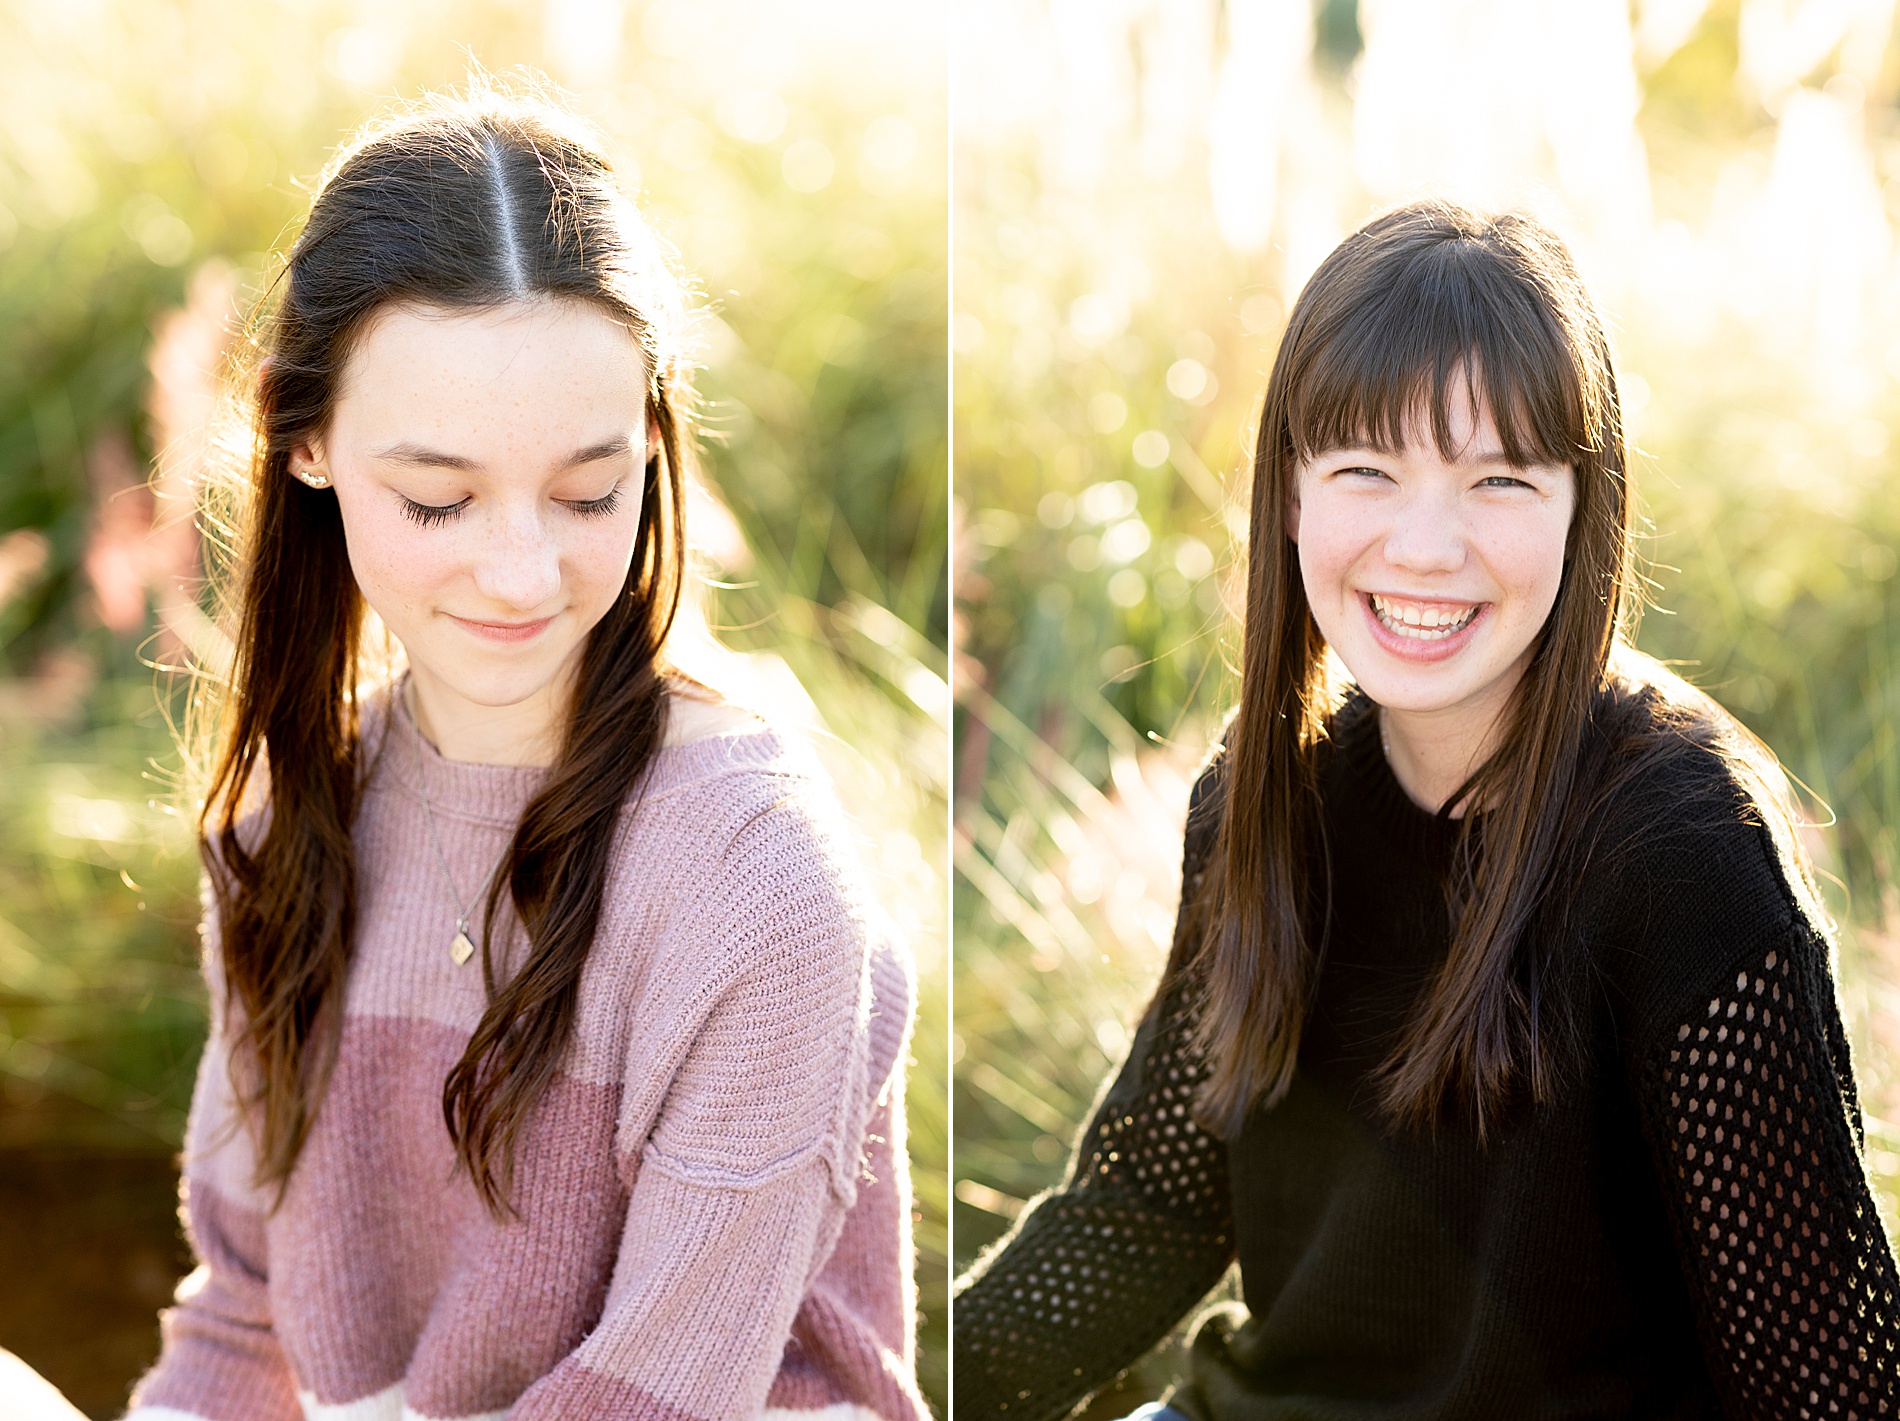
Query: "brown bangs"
1282 232 1595 473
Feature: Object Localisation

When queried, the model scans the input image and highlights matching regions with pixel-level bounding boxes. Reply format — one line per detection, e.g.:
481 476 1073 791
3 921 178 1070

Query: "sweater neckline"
1330 694 1463 862
366 680 790 826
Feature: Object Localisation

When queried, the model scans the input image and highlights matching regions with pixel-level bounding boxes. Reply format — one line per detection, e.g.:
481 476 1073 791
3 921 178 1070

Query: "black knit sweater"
954 695 1900 1419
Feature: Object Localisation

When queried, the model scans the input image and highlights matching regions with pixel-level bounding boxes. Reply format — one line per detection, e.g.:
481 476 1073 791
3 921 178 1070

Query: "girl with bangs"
44 89 929 1421
954 201 1900 1418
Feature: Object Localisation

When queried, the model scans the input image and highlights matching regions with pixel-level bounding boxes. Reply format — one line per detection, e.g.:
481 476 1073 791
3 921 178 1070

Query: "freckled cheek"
1478 519 1569 618
564 522 640 615
338 507 468 616
1294 495 1378 607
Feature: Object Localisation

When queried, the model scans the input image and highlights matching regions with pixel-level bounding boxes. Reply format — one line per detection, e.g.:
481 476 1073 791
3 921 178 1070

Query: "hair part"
200 83 692 1216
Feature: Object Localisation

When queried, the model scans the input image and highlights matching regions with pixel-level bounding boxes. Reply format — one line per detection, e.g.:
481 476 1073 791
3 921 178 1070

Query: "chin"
1345 660 1476 715
414 655 573 712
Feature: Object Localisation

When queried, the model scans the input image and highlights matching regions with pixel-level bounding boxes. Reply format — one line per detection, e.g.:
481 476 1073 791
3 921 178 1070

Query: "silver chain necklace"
411 707 512 966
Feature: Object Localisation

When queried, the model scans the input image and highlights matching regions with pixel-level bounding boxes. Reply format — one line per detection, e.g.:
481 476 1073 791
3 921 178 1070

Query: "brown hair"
199 88 690 1214
1188 199 1642 1138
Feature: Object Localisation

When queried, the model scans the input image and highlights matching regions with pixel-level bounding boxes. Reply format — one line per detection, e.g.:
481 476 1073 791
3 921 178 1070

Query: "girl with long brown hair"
89 89 928 1421
955 200 1900 1417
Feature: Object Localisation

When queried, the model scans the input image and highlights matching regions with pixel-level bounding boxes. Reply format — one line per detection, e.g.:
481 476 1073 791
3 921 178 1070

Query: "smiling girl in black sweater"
954 200 1900 1420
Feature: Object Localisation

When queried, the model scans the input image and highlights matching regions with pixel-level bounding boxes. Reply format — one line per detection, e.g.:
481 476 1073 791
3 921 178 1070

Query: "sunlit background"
0 1 947 1413
954 0 1900 1409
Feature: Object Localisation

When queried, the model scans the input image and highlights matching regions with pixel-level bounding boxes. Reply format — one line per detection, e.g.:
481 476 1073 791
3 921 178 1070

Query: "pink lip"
449 614 556 644
1358 591 1489 664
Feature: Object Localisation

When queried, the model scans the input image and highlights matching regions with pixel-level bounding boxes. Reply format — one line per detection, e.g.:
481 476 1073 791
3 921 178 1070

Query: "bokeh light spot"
1131 430 1170 468
1107 568 1147 607
1079 480 1137 524
782 138 836 192
1088 392 1128 433
121 196 191 266
325 27 399 90
717 88 788 144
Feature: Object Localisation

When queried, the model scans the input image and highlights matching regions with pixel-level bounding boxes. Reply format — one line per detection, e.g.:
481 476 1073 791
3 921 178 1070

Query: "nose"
470 501 562 612
1381 487 1467 576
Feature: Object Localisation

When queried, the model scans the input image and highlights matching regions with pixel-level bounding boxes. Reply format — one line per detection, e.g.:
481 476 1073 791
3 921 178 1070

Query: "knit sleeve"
504 799 927 1421
1643 924 1900 1416
126 884 303 1421
952 762 1236 1420
1624 813 1900 1415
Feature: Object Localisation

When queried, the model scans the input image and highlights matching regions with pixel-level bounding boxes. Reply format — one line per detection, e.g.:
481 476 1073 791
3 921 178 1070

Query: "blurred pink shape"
83 428 153 634
143 263 235 663
0 529 50 607
78 263 235 655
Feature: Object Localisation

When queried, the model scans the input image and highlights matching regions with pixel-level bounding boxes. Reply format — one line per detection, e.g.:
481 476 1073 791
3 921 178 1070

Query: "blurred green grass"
0 1 946 1413
0 653 206 1157
953 2 1900 1408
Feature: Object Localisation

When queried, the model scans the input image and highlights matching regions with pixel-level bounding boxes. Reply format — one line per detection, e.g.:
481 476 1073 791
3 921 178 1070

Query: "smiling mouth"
451 614 556 641
1368 593 1482 641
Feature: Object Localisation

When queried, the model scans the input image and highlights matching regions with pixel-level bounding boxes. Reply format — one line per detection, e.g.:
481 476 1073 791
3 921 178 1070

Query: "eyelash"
399 496 469 527
1338 468 1533 491
565 488 622 519
397 488 623 526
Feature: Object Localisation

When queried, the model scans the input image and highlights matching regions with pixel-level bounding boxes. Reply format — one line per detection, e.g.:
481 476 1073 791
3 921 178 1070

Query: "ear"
646 416 664 465
1284 475 1301 545
289 436 328 483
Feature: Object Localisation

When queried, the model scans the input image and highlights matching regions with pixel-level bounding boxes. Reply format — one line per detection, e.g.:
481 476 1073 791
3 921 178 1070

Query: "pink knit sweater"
128 693 924 1421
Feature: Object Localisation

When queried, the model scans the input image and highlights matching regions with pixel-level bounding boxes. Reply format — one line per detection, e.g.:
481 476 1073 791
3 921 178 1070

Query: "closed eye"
398 488 624 525
561 488 622 519
399 495 470 527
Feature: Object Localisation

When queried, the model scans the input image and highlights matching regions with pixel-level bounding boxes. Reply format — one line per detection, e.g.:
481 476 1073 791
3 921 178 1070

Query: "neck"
406 666 571 767
1376 692 1519 818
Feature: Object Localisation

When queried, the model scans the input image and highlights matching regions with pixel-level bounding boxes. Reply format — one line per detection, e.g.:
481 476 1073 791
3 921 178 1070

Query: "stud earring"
296 468 331 489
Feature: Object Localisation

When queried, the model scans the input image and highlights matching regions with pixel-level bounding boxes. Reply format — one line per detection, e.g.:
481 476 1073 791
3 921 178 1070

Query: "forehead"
1290 353 1573 472
332 298 646 446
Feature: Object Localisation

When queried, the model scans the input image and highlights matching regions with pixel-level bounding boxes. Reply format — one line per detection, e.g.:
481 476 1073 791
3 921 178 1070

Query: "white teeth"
1370 595 1479 641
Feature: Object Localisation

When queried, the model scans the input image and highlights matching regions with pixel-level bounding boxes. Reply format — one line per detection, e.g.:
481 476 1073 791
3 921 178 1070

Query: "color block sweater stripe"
128 693 926 1421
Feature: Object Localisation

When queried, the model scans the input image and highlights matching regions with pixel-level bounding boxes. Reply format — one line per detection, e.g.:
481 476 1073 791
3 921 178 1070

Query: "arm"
1614 792 1900 1417
1641 922 1900 1418
952 762 1237 1421
127 888 302 1421
505 803 926 1421
770 943 926 1417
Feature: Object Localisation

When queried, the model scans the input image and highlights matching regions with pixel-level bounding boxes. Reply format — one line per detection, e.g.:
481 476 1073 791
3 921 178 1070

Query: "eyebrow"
371 435 635 472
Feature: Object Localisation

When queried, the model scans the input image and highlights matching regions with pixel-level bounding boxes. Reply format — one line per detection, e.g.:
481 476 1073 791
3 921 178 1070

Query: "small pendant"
449 928 476 965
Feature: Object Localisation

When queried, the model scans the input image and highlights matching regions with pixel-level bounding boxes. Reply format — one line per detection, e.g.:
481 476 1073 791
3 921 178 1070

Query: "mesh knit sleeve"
953 767 1235 1420
1646 926 1900 1416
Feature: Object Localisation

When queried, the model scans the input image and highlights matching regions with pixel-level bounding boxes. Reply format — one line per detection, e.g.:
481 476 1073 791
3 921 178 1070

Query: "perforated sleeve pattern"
953 776 1235 1420
1652 933 1900 1418
952 981 1234 1419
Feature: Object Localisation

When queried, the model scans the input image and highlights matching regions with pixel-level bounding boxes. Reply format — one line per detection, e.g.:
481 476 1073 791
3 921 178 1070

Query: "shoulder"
1183 721 1238 877
628 722 883 972
635 713 827 820
1180 692 1369 874
610 728 904 1190
1569 662 1825 1023
1575 666 1801 896
663 685 768 746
